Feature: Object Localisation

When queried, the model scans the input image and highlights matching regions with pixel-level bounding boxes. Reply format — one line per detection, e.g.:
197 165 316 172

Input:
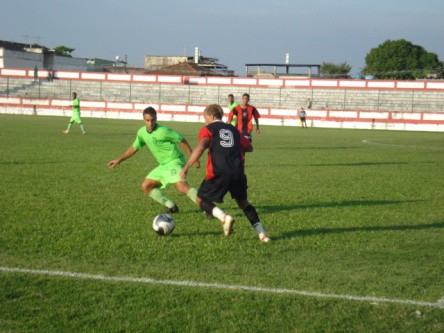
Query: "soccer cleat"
258 232 271 243
82 131 87 135
165 204 179 214
221 215 235 236
63 130 69 134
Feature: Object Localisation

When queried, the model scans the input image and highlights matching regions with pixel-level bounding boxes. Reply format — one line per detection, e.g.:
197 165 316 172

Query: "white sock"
212 207 227 222
253 222 267 235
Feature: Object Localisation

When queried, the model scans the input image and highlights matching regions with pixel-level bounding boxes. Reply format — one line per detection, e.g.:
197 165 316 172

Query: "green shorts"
70 114 83 124
146 157 186 189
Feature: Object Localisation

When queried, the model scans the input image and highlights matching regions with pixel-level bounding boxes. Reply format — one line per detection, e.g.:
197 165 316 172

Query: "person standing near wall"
306 97 312 110
63 92 86 135
33 65 38 82
299 107 307 128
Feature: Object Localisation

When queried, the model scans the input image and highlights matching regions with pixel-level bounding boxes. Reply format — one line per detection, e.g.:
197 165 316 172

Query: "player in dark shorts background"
299 107 307 128
180 104 270 242
226 93 260 143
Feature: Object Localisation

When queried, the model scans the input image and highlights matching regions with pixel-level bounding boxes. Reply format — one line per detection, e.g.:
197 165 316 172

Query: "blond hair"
204 104 224 120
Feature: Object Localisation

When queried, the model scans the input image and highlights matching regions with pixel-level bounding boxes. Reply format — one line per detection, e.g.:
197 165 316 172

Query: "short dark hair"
242 93 250 99
143 107 157 118
228 94 234 98
204 104 224 120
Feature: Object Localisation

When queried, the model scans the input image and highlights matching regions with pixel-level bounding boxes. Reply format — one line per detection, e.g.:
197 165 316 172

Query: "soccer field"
1 114 443 331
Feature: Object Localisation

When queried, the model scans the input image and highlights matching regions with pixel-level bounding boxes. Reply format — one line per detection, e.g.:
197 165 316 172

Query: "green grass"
1 114 443 332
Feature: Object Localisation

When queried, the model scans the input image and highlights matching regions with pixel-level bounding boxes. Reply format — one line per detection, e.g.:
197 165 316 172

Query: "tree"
53 46 75 57
320 62 352 78
364 39 440 79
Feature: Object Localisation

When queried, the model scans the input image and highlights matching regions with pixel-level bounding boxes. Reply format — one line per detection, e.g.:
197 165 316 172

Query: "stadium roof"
145 62 222 76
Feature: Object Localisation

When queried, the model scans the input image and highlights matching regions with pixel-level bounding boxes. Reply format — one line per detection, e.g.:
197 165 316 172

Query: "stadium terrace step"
0 76 443 112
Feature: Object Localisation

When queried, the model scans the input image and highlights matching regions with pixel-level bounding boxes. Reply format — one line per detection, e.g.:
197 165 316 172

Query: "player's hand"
256 129 261 134
193 160 200 169
108 160 119 169
179 169 187 181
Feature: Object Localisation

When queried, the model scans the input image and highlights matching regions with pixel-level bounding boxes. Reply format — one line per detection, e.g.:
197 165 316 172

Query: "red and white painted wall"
1 96 443 132
1 67 444 90
0 68 443 131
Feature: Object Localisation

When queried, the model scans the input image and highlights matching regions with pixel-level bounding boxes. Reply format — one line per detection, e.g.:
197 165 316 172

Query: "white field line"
1 266 443 309
362 139 444 151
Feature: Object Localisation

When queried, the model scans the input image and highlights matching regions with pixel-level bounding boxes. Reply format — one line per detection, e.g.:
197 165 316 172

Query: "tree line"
320 39 442 80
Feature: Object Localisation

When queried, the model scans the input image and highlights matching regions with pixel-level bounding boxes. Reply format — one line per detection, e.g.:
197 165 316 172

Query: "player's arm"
180 138 200 168
240 134 253 153
226 109 234 124
253 108 260 134
108 146 138 169
180 137 210 180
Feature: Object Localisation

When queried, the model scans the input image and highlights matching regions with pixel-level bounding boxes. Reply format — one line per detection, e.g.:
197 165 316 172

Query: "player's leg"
231 175 270 242
197 176 234 236
175 180 213 218
166 159 199 206
198 198 234 236
142 176 178 213
79 121 86 134
63 120 74 134
174 180 198 204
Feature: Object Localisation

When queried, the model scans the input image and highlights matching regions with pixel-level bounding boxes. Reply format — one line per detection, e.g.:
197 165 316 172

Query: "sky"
1 0 443 75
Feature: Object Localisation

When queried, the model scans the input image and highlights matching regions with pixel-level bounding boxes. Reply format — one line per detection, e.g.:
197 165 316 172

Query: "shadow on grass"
173 231 221 237
278 222 444 240
258 199 428 214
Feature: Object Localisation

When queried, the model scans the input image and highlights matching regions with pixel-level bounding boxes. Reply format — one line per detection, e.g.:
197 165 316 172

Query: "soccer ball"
152 213 175 235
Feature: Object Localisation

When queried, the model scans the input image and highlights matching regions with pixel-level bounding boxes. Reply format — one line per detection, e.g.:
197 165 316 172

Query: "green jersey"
228 101 239 110
132 124 184 165
72 98 80 115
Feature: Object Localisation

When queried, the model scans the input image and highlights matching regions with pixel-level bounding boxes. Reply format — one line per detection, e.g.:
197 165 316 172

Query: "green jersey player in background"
63 92 86 134
227 94 238 126
108 107 200 213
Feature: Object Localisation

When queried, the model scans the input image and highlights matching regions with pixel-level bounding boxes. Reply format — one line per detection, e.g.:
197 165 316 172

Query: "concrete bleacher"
0 76 443 112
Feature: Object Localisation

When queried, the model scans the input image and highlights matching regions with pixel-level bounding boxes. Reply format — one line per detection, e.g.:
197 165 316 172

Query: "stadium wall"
1 67 444 90
0 68 443 132
0 96 443 132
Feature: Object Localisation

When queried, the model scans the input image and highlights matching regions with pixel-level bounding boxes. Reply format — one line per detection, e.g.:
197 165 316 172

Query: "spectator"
33 65 38 82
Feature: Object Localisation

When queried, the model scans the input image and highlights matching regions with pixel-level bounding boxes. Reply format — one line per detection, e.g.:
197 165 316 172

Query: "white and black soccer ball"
152 213 175 235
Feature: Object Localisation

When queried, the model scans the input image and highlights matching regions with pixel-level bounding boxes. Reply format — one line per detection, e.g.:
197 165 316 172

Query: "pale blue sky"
1 0 443 75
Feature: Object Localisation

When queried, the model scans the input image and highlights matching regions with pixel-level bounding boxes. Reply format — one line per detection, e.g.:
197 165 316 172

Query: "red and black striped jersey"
198 121 251 180
227 105 260 135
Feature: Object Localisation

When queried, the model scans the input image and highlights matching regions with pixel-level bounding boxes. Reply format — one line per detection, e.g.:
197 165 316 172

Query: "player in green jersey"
63 92 86 134
108 107 200 213
227 94 238 126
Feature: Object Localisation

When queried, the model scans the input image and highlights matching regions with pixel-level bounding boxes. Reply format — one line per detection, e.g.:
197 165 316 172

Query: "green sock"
80 124 86 132
66 123 73 132
149 188 175 208
186 188 198 204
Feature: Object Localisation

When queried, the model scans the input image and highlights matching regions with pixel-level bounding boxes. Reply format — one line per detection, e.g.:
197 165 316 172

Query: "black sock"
199 200 215 215
243 204 260 227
